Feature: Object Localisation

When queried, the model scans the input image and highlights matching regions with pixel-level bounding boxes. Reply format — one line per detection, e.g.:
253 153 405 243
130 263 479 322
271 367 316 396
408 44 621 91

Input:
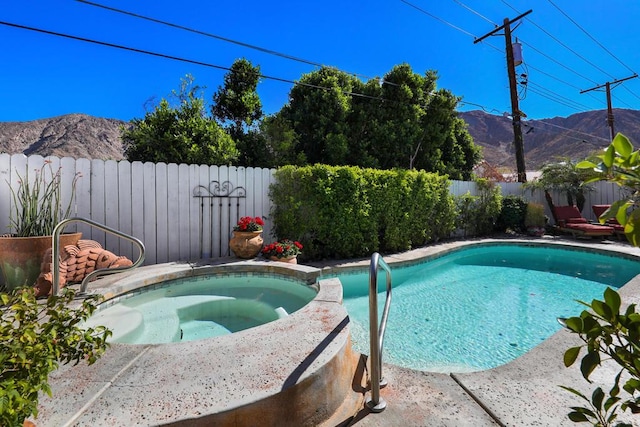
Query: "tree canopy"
123 75 238 165
279 64 480 178
122 61 481 178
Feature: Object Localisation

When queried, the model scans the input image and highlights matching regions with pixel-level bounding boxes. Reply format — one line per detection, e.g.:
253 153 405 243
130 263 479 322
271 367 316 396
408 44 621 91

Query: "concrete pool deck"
29 236 640 426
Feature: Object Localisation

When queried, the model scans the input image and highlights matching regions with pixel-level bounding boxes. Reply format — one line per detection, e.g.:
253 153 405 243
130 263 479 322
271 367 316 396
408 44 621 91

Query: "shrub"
0 287 110 426
524 202 546 228
454 179 502 237
495 195 527 232
561 288 639 427
561 133 640 425
269 165 456 260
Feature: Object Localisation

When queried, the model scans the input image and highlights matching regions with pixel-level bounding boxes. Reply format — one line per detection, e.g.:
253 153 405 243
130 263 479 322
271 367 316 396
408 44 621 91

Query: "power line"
526 85 588 112
611 94 635 110
527 82 591 111
451 0 497 26
457 100 502 114
400 0 603 117
0 20 388 103
501 0 615 80
526 118 610 143
622 85 640 102
400 1 504 55
524 62 603 105
458 99 612 144
400 0 477 38
547 0 638 76
519 40 599 85
76 0 400 87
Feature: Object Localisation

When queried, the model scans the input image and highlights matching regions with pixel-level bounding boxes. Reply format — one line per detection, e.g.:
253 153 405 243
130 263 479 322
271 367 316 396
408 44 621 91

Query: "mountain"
0 114 127 160
1 110 640 171
459 109 640 171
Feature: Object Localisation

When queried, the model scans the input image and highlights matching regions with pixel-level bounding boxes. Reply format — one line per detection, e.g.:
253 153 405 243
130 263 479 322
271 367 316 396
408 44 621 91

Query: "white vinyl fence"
0 154 275 265
0 154 628 266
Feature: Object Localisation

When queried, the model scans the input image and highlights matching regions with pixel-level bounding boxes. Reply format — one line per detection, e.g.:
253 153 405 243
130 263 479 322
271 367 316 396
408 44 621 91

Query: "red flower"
261 239 303 259
234 216 264 232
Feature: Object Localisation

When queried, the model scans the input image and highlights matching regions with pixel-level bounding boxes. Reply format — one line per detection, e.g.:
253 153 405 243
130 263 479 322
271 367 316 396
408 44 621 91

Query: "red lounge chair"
592 204 625 236
552 205 614 238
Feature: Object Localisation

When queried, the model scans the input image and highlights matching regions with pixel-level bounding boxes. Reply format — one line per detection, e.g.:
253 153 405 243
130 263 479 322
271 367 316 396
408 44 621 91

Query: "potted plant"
261 239 303 264
229 216 264 259
0 161 82 292
524 202 547 236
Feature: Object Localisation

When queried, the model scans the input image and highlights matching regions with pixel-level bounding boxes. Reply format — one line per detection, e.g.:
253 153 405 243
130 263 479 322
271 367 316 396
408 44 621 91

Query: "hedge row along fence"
269 165 456 260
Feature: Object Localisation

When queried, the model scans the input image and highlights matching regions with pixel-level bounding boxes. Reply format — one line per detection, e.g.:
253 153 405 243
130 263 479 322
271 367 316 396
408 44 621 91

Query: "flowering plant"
233 216 264 232
261 239 303 258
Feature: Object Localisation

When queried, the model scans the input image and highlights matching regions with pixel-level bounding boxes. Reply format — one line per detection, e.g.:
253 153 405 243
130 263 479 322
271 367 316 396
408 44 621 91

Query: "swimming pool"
335 244 640 373
84 273 318 344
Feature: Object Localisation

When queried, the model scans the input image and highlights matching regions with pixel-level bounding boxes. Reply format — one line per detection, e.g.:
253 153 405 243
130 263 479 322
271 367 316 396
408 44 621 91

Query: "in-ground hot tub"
36 260 358 427
84 273 318 344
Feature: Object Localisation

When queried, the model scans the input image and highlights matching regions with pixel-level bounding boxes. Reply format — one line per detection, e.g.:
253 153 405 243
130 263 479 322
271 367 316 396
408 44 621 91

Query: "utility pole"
580 74 637 141
475 10 532 183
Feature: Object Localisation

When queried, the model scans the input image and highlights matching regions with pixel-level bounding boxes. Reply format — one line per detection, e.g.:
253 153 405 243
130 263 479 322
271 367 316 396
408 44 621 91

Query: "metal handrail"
365 252 392 413
52 217 145 296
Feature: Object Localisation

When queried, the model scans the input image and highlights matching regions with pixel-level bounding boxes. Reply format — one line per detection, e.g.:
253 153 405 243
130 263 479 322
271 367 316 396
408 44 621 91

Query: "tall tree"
123 75 238 165
280 63 479 177
212 58 263 166
281 67 357 165
370 64 437 169
258 114 305 167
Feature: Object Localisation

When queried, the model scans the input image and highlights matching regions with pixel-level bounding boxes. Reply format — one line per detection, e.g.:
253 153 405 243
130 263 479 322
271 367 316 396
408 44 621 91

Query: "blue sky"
2 0 638 124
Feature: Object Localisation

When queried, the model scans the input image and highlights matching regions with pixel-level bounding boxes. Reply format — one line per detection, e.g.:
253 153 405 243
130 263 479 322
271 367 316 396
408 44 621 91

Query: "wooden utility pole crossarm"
473 10 533 45
474 9 532 183
580 74 638 140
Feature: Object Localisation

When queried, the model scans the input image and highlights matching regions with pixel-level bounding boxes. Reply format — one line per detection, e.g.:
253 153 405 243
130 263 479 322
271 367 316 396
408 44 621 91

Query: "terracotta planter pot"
0 232 82 291
269 255 298 264
229 231 263 259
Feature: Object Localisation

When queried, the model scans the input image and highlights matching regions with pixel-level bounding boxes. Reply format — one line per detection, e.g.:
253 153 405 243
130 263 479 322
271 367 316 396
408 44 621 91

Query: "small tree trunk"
545 191 556 222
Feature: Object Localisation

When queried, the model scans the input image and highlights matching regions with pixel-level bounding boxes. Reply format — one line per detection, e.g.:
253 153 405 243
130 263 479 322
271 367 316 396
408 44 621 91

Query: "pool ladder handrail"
366 252 392 413
52 217 145 296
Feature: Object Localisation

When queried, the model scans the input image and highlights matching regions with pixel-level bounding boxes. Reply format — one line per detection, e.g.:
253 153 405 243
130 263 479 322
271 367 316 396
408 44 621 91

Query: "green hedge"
269 165 456 260
495 195 527 232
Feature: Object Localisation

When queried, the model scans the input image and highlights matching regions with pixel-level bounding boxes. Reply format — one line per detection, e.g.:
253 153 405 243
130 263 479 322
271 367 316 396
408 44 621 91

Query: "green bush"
454 179 502 237
560 133 640 425
269 165 456 260
524 202 546 228
561 288 639 427
495 195 527 232
0 287 110 426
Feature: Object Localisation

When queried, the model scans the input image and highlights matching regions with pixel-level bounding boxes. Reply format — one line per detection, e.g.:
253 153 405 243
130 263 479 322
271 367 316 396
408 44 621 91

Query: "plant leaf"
564 346 581 367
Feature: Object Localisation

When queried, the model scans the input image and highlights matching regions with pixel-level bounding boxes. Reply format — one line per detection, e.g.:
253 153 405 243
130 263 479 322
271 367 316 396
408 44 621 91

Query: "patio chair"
592 204 625 238
552 205 614 238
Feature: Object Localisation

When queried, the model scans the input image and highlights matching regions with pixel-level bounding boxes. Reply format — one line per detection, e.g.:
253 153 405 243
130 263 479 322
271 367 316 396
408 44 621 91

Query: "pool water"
84 274 318 344
338 245 640 373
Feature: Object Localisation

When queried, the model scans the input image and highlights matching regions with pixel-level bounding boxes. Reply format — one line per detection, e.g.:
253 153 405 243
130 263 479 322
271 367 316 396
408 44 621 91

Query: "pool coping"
29 237 640 426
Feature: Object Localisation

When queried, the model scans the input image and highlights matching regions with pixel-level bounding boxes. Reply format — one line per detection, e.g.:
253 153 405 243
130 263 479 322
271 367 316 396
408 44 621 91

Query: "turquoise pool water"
336 244 640 373
84 274 318 344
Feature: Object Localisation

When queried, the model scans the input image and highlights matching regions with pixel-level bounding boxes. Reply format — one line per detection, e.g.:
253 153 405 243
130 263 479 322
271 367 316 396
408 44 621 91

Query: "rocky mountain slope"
1 110 639 171
459 108 640 170
0 114 127 160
